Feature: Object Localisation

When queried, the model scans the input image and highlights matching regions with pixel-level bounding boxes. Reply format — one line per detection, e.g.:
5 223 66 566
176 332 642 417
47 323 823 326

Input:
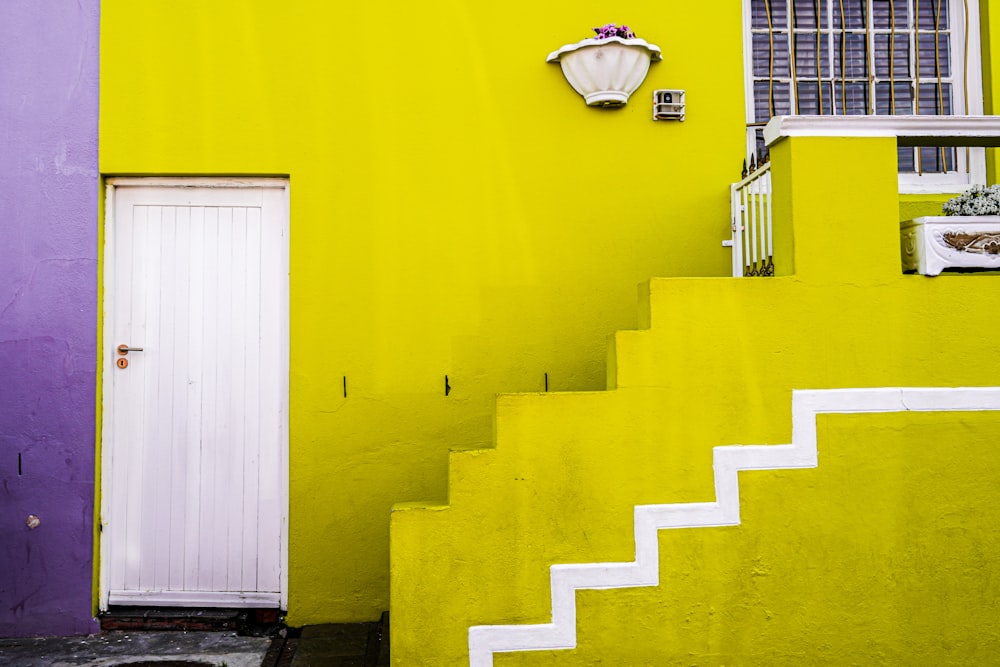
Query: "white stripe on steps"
468 387 1000 666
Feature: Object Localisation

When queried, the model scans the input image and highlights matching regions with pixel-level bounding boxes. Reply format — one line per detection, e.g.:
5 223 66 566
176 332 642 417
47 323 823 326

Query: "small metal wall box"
653 89 685 121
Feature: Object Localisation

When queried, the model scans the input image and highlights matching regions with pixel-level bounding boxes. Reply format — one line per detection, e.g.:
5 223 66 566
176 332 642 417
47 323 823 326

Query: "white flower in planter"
943 184 1000 216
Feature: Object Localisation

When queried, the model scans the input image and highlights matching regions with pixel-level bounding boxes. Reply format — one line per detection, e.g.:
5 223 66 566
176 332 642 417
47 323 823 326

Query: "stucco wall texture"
390 135 1000 664
0 0 100 637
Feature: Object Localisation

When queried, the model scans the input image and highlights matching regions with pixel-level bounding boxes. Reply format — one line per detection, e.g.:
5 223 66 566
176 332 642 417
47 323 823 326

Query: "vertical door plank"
196 206 221 592
138 205 163 592
123 204 150 593
226 207 249 592
256 193 283 592
211 207 235 592
241 207 263 590
109 194 135 594
152 206 176 591
183 206 206 591
168 206 192 591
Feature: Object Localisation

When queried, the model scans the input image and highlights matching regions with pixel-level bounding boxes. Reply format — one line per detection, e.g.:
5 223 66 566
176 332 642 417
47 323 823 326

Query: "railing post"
730 183 743 277
730 164 772 277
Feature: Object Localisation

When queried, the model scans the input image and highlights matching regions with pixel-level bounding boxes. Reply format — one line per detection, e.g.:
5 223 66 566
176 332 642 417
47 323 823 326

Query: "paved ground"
0 631 270 667
0 620 389 667
281 622 388 666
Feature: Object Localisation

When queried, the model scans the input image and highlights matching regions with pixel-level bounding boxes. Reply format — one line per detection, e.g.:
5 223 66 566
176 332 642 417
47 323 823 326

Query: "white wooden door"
101 178 289 609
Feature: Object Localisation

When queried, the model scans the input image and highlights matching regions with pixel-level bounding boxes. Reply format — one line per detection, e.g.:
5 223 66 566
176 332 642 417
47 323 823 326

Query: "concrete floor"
0 621 389 667
286 623 387 666
0 631 270 667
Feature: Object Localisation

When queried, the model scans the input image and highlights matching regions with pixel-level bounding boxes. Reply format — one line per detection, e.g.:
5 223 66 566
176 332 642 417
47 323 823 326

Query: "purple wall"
0 0 100 637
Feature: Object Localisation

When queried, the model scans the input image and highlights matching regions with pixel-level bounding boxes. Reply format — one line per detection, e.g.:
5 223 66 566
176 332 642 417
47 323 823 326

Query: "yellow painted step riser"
614 277 1000 391
445 390 765 511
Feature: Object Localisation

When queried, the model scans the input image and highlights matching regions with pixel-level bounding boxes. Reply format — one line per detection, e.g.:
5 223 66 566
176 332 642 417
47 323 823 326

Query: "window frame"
741 0 985 194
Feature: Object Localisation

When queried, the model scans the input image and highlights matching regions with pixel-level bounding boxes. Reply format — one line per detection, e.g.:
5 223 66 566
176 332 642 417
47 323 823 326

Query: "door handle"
117 344 144 355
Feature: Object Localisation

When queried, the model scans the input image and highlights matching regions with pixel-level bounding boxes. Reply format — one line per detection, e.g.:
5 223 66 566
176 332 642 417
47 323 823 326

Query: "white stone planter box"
901 216 1000 276
546 37 661 107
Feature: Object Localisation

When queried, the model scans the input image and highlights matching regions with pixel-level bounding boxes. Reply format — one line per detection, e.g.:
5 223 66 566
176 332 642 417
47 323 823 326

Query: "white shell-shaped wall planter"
546 37 662 107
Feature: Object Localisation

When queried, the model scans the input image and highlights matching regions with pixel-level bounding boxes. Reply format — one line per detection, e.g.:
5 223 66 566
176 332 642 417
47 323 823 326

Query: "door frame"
99 176 290 611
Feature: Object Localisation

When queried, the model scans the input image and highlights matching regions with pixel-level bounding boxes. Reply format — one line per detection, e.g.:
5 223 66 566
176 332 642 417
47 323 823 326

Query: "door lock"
116 358 129 369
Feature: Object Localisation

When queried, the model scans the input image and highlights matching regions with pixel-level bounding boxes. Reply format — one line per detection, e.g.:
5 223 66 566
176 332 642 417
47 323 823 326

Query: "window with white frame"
744 0 984 192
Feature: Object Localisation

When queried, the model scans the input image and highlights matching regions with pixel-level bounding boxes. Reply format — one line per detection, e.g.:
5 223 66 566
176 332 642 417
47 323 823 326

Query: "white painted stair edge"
468 387 1000 666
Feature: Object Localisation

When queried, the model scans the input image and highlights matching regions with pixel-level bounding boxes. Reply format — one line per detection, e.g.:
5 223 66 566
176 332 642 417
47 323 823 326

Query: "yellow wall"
498 410 1000 666
390 134 1000 664
99 1 743 622
899 193 951 222
99 0 1000 632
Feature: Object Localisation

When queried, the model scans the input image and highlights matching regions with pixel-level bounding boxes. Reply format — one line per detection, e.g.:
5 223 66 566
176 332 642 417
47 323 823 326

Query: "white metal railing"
729 162 773 277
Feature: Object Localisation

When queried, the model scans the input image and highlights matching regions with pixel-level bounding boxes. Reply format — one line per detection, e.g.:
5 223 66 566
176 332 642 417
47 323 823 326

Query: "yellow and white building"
92 1 1000 664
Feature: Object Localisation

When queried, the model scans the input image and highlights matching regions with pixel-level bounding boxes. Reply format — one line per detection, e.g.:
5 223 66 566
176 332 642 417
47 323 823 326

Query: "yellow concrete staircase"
389 135 1000 665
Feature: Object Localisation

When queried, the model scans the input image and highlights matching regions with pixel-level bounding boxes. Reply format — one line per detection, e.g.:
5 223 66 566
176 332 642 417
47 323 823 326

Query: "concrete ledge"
764 115 1000 147
391 501 449 512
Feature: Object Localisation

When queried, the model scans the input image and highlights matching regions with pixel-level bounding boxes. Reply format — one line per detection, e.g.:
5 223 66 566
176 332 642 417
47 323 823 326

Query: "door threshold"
100 606 283 635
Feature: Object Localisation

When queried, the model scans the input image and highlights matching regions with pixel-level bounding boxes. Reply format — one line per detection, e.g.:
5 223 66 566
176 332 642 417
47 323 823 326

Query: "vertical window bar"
889 0 897 113
915 0 923 173
915 0 921 113
816 0 824 114
963 0 970 170
866 0 875 114
789 0 800 113
766 0 776 117
934 0 944 111
935 0 946 169
839 0 847 114
827 0 836 114
962 0 969 114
